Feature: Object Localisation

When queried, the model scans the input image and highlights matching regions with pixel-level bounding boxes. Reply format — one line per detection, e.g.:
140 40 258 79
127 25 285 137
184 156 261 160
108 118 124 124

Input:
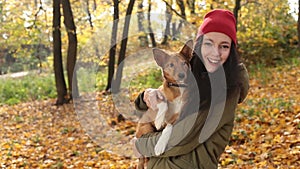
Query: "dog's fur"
135 40 193 169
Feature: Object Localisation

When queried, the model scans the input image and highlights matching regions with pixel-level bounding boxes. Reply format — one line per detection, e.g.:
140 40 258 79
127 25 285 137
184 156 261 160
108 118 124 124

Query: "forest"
0 0 299 168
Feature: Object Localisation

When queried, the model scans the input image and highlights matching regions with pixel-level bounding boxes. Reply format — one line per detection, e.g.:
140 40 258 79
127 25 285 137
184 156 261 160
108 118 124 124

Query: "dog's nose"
178 73 185 79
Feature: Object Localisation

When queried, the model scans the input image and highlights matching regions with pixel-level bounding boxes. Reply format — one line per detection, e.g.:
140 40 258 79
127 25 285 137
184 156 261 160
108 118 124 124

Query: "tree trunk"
112 0 135 93
53 0 68 105
62 0 78 99
161 0 172 45
92 0 97 10
210 0 215 9
172 0 186 40
85 0 93 28
298 0 300 50
176 0 186 20
106 0 119 92
234 0 241 30
186 0 195 14
147 0 156 47
137 1 148 47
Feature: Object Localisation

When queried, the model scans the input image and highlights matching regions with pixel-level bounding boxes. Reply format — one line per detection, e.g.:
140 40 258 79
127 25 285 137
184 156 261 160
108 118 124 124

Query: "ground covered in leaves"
0 63 299 168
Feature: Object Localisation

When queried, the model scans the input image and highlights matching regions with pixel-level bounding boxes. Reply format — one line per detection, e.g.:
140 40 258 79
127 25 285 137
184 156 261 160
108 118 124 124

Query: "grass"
128 67 162 92
0 73 57 105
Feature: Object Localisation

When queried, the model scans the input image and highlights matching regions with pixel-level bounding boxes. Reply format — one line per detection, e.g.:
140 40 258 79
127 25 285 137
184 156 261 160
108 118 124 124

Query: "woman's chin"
205 64 220 73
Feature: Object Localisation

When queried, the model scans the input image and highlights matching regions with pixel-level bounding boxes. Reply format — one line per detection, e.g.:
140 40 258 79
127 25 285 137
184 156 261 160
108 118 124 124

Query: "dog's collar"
167 82 187 88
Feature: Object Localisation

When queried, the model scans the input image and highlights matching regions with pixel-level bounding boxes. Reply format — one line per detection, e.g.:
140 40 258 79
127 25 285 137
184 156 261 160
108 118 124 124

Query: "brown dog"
135 40 193 169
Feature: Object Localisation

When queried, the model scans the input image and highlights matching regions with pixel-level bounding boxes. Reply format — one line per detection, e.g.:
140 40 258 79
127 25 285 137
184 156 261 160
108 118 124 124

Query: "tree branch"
161 0 186 20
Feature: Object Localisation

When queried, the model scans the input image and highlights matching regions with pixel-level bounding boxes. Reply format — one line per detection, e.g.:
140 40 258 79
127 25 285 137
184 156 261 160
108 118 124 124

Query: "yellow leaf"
2 143 11 149
16 124 22 129
236 158 243 164
14 143 22 150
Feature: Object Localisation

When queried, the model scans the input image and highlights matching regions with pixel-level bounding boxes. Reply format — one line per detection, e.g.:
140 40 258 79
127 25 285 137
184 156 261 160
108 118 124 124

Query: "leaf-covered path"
0 99 136 168
0 63 299 168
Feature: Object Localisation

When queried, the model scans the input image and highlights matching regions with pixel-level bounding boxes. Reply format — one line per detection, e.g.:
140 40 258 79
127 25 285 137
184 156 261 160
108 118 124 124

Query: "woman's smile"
207 57 221 64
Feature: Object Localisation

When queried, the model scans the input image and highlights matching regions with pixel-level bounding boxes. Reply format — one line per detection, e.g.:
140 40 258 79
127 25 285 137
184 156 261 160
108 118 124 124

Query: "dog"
135 40 193 169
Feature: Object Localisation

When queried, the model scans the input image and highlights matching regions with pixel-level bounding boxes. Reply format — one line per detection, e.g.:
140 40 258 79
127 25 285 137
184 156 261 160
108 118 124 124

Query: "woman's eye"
221 45 230 49
204 42 213 47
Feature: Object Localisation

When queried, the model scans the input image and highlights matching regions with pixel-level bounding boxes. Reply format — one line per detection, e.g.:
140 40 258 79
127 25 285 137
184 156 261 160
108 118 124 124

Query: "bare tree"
186 0 195 14
161 0 172 44
106 0 119 92
83 0 94 28
52 0 78 105
137 0 148 47
298 0 300 50
173 0 187 39
61 0 78 99
160 0 188 43
53 0 68 105
147 0 156 47
112 0 136 93
234 0 241 30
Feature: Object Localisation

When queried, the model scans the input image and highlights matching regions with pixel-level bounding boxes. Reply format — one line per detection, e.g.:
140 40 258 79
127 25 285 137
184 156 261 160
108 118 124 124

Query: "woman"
133 9 249 169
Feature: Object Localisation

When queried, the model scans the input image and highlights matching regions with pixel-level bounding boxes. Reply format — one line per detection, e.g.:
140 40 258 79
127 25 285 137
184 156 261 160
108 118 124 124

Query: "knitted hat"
197 9 237 45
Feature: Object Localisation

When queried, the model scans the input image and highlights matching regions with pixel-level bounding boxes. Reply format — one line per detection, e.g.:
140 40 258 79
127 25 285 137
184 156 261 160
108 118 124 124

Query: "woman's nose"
211 46 221 56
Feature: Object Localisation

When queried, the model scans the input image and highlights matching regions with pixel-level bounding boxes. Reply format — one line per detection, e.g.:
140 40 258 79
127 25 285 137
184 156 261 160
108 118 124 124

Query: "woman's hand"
143 88 165 110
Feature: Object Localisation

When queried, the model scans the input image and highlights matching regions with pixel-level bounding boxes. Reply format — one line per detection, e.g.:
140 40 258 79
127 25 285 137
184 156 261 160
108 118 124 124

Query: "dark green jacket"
134 62 249 169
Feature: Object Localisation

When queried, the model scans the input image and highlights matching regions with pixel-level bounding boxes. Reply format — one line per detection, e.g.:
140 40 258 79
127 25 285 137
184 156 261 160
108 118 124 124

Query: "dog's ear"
153 48 169 68
180 39 194 61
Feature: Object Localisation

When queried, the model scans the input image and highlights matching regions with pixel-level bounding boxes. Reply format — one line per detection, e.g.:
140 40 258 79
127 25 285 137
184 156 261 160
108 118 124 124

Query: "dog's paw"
154 124 173 156
154 102 168 130
154 142 166 156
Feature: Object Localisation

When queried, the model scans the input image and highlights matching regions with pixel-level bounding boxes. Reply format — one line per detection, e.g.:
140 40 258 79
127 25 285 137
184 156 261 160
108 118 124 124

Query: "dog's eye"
169 63 174 67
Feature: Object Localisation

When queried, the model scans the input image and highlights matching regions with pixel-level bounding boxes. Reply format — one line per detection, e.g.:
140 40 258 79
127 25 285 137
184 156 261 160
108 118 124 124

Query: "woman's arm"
134 91 148 111
135 85 241 158
135 103 209 157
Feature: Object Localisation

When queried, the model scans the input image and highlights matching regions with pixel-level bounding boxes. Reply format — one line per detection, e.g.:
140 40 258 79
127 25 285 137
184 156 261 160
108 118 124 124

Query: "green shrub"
0 73 56 105
129 68 162 92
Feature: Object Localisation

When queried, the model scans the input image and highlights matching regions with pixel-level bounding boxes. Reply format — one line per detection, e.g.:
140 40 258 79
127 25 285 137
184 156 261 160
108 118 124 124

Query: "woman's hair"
191 35 241 87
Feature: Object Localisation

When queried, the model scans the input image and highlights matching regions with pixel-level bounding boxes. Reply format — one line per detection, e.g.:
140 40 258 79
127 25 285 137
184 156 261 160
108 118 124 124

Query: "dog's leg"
154 102 168 130
154 123 173 156
137 157 145 169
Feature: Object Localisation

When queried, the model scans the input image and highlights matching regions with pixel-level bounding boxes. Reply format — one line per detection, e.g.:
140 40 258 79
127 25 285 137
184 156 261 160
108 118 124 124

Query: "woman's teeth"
208 58 220 64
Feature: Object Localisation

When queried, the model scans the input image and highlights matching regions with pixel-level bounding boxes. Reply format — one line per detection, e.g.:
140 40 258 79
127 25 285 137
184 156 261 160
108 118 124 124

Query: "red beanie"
197 9 237 45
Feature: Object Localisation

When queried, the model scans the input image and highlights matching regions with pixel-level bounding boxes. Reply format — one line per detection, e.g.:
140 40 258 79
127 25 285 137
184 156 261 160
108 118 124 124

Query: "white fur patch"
154 102 168 130
154 123 173 156
168 97 183 115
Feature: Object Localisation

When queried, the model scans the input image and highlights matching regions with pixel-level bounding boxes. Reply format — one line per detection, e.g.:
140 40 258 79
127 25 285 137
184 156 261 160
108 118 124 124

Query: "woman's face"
201 32 232 73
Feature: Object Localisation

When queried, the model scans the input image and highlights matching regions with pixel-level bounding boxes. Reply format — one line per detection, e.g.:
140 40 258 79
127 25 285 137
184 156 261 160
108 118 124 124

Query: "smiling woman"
133 9 249 169
195 8 237 73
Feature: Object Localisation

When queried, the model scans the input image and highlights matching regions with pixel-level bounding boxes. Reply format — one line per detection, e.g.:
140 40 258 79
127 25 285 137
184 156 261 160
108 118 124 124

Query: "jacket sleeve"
134 91 149 111
135 101 209 157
